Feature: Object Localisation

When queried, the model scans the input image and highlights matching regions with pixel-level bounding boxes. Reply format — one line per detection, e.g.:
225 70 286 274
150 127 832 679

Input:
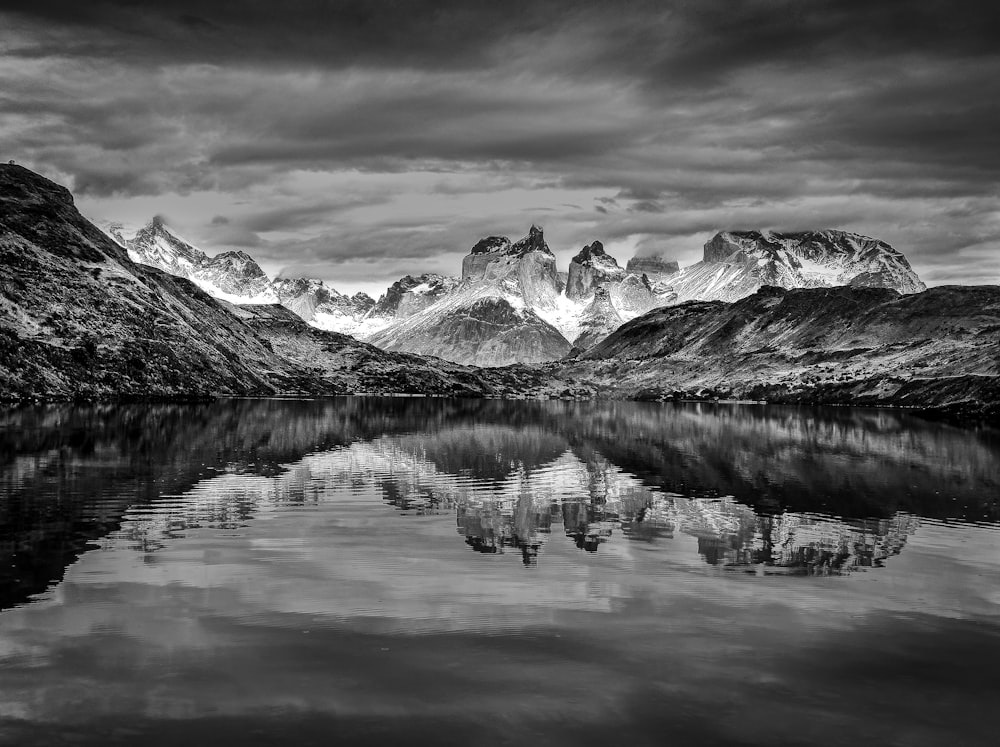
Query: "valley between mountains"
1 164 997 420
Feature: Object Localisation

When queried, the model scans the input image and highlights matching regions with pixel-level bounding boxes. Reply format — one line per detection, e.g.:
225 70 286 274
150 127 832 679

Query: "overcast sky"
2 0 998 296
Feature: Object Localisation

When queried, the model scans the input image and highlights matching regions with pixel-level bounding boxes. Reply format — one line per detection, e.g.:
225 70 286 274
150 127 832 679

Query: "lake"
1 398 998 746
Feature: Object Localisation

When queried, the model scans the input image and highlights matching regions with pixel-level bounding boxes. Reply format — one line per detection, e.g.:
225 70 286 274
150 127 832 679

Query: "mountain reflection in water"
1 398 999 747
2 398 997 610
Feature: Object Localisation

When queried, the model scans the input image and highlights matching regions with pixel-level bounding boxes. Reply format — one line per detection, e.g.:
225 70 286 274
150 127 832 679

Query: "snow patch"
533 292 588 342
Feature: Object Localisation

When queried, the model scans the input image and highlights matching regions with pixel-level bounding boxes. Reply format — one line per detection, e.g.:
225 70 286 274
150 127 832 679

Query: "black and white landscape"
2 162 997 417
1 2 999 746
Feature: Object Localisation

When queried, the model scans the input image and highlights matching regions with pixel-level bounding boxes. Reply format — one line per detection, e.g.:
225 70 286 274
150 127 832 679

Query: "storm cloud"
1 0 998 294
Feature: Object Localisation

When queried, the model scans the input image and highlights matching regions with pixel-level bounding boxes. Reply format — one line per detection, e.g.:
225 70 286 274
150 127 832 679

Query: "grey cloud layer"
1 0 998 287
6 1 998 73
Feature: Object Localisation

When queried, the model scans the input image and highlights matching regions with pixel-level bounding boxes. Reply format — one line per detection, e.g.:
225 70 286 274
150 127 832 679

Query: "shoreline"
2 390 996 428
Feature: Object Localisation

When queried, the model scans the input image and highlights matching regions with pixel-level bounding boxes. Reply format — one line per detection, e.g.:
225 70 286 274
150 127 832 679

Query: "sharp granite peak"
566 241 625 301
109 216 278 304
368 225 570 367
107 217 377 333
99 208 926 367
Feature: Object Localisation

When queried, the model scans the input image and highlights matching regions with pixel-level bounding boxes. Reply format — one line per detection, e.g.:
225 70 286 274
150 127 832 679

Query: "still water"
1 398 998 746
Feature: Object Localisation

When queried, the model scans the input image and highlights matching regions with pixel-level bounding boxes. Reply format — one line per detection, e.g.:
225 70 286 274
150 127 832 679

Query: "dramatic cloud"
1 0 998 294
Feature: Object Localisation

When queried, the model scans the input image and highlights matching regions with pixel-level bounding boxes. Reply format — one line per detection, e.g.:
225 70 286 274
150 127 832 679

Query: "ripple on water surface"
0 398 998 746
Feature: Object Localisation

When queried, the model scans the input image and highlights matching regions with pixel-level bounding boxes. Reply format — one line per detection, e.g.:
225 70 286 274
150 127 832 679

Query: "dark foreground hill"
0 164 544 399
558 284 1000 419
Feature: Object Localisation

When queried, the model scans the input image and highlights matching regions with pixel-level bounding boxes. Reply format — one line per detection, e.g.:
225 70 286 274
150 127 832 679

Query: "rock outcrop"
608 272 661 319
473 226 561 310
370 273 460 319
367 226 570 366
118 218 279 303
365 283 571 367
273 277 376 335
572 287 623 349
625 255 680 281
201 250 274 299
566 241 625 301
663 230 926 305
461 236 513 281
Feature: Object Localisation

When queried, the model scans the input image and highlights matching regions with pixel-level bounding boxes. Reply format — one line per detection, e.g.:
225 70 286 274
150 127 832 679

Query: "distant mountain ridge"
365 226 927 365
368 273 460 320
109 217 278 303
101 209 926 367
107 218 378 333
0 164 541 400
367 226 572 366
367 226 661 365
662 229 926 305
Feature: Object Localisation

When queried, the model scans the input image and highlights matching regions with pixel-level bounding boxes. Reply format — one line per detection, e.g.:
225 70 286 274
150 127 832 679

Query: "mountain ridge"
109 218 380 332
0 164 536 400
100 211 929 366
557 283 999 419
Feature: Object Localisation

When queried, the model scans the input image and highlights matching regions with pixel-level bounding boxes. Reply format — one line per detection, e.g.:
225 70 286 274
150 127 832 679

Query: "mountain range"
2 164 996 420
106 219 381 334
562 283 1000 418
0 164 546 400
106 217 926 367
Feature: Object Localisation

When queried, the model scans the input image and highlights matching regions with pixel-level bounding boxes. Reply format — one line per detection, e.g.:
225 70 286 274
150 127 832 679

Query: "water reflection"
2 398 996 610
2 398 1000 747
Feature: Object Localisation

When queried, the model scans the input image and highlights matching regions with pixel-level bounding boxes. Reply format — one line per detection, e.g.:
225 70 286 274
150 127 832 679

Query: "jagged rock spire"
572 241 618 266
510 224 550 256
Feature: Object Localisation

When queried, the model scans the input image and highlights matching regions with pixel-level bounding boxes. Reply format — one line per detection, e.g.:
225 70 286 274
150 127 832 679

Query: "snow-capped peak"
111 218 275 303
681 229 925 303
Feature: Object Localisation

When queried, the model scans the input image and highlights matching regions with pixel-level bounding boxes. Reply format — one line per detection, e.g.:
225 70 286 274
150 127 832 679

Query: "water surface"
1 398 998 746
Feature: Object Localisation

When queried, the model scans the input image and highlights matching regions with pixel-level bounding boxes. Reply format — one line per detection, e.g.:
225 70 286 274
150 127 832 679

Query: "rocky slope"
0 164 519 400
663 230 926 305
114 217 279 303
558 284 1000 419
625 255 680 282
366 227 573 366
228 303 515 395
272 277 376 335
367 228 674 363
109 218 377 333
571 286 623 350
566 241 625 300
368 273 459 320
365 282 572 367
